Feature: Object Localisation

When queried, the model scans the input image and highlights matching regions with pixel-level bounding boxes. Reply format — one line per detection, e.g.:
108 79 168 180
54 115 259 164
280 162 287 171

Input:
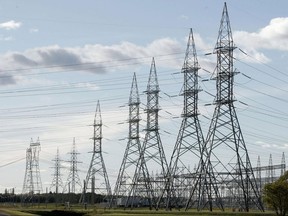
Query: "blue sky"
0 0 288 193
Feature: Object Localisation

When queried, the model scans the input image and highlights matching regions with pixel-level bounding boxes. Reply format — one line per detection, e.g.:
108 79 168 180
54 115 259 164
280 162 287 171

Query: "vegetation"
1 187 286 216
263 171 288 216
0 205 276 216
0 192 107 205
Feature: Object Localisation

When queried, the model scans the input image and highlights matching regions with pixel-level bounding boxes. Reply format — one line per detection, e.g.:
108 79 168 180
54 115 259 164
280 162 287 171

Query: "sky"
0 0 288 194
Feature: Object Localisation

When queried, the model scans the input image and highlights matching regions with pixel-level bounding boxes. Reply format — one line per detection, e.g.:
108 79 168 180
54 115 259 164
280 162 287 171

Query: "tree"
263 171 288 216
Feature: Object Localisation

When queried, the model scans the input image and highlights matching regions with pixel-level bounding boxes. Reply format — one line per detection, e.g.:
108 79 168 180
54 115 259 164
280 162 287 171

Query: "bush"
263 171 288 216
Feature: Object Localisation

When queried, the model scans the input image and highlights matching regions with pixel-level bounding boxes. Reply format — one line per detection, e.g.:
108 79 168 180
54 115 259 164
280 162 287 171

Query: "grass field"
0 205 276 216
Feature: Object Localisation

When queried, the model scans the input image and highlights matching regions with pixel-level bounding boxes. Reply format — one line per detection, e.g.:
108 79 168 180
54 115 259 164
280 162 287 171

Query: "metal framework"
127 58 168 209
50 148 64 194
64 138 82 193
266 154 274 184
255 154 285 188
22 138 43 195
197 3 264 211
83 101 112 202
22 147 33 195
111 73 142 207
281 152 286 176
166 29 214 210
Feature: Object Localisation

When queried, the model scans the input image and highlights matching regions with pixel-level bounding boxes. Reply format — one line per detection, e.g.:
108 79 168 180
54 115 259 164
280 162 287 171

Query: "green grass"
0 208 37 216
0 205 277 216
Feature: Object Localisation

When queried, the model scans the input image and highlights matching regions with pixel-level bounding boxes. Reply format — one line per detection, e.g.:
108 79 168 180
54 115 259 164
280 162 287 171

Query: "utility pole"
64 138 82 194
50 148 64 205
198 3 264 211
50 149 64 193
256 156 262 193
281 152 286 176
22 138 43 203
30 138 42 194
81 101 112 204
111 73 142 208
166 29 217 211
127 58 168 209
266 154 274 184
22 147 33 200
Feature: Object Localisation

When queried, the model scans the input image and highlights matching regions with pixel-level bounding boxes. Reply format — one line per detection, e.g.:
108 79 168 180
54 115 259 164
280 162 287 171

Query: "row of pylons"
22 3 280 212
22 137 82 202
82 3 265 211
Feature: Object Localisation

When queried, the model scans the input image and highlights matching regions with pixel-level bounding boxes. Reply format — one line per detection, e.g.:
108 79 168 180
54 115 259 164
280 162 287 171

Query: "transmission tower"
197 3 264 211
22 138 43 195
111 73 142 207
281 152 286 176
64 138 82 193
50 148 64 194
22 147 33 196
127 58 168 209
83 101 112 202
256 156 262 192
266 154 274 184
166 29 217 211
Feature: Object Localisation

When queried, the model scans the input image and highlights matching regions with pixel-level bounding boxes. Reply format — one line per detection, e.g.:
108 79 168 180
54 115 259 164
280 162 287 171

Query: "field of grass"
0 204 276 216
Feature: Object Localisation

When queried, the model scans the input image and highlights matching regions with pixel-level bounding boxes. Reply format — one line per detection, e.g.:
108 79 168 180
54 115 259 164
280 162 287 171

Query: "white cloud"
0 20 22 30
0 35 13 41
235 17 288 51
234 17 288 62
259 18 288 43
256 140 288 150
0 38 183 85
179 14 189 20
3 19 287 87
73 82 99 90
30 28 39 33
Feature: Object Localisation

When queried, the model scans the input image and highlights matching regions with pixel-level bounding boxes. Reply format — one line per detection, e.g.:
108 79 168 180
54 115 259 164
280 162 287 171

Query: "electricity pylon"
127 58 168 209
22 138 42 194
266 154 274 184
198 3 264 211
50 148 64 194
83 101 112 202
22 147 33 195
111 73 142 207
256 156 262 193
64 138 82 193
22 138 43 202
166 29 216 210
281 152 286 176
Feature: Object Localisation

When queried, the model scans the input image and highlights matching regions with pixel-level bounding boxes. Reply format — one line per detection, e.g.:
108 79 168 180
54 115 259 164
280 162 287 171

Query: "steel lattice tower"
281 152 286 176
111 73 142 207
198 3 263 211
166 29 216 210
22 147 33 195
266 154 274 184
256 156 262 193
64 138 82 193
22 138 43 195
84 101 112 201
127 58 168 209
50 148 64 194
